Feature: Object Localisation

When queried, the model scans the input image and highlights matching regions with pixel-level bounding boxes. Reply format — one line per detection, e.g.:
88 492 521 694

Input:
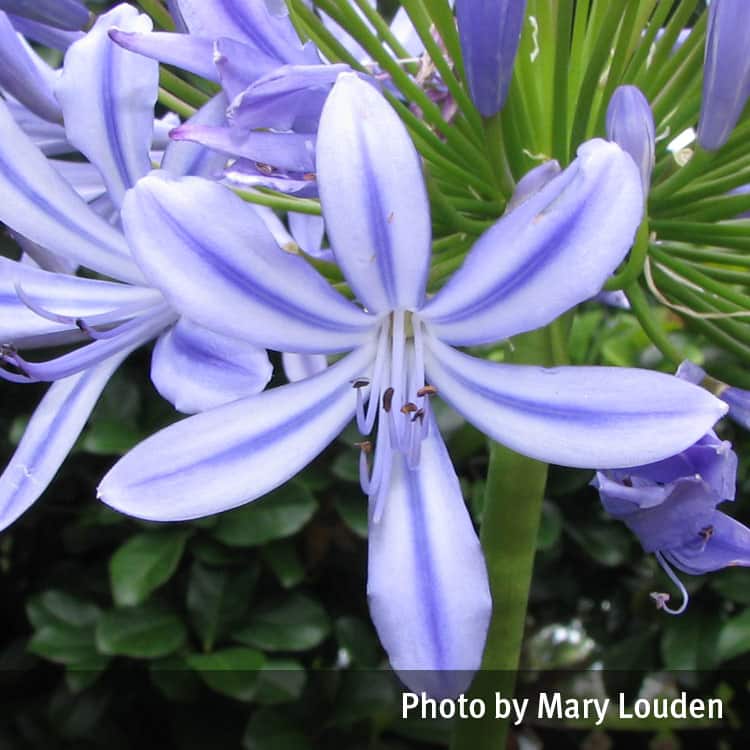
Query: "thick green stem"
451 329 560 750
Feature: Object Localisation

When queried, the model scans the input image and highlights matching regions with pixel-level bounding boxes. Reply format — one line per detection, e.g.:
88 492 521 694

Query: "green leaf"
254 658 307 705
186 648 265 701
334 495 368 538
661 611 720 671
261 541 305 589
565 520 632 566
242 708 312 750
187 562 258 651
109 529 191 607
211 482 317 547
26 590 101 630
334 616 380 668
28 624 98 665
149 655 202 702
717 608 750 664
96 607 187 658
232 594 330 652
65 654 111 693
81 373 142 455
711 568 750 605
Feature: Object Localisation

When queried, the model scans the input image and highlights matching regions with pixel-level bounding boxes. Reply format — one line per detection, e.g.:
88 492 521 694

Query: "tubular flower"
0 4 272 532
98 74 725 695
697 0 750 150
593 431 750 613
606 85 655 196
455 0 526 116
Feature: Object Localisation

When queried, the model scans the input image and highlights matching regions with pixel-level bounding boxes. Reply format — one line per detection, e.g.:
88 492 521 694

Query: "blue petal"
281 352 327 382
121 173 375 353
161 94 229 179
666 511 750 574
0 98 141 282
171 0 318 65
151 318 272 413
98 342 376 521
0 0 88 30
421 139 643 346
0 350 126 532
56 6 159 208
317 73 431 312
2 97 69 155
424 336 728 468
698 0 750 150
0 256 161 342
368 418 491 697
455 0 526 116
0 11 61 122
108 29 218 82
6 13 83 49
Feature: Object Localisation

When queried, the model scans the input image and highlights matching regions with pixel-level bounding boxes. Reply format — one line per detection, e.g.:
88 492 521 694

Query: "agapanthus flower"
0 4 272 531
593 431 750 613
697 0 750 150
606 85 655 196
455 0 526 116
97 74 725 696
677 360 750 432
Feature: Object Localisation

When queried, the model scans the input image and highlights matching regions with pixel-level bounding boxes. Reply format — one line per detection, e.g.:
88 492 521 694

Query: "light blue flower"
97 73 726 696
0 4 272 532
0 0 89 31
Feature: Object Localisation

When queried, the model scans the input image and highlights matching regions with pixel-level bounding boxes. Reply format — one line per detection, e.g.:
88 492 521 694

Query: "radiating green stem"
137 0 174 29
451 328 563 750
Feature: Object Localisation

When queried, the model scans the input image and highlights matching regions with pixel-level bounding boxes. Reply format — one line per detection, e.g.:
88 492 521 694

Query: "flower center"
351 310 435 519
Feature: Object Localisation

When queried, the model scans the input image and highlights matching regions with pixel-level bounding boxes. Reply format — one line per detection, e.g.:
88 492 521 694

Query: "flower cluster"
1 0 750 699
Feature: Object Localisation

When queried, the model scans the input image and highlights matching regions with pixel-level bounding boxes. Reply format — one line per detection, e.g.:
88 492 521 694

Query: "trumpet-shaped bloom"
0 4 272 532
456 0 526 116
606 85 655 196
697 0 750 150
594 431 750 612
98 74 725 695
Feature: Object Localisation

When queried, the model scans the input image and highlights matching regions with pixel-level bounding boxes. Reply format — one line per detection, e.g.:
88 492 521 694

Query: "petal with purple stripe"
98 342 376 521
0 349 127 532
56 5 159 208
151 318 272 413
421 139 643 346
368 417 491 697
424 337 728 469
0 11 61 122
317 73 431 313
0 0 89 31
122 173 375 353
0 98 140 282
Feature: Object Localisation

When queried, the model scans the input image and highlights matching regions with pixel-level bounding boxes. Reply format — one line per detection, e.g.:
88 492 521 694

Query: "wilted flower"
593 431 750 613
697 0 750 150
455 0 526 116
97 74 725 696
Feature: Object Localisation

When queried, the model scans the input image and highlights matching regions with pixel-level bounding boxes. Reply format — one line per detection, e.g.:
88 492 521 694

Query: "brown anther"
622 476 633 487
75 319 87 332
382 387 394 413
351 378 370 389
400 402 418 415
354 441 372 454
699 525 714 541
387 211 395 224
411 408 425 423
303 172 316 181
417 385 438 398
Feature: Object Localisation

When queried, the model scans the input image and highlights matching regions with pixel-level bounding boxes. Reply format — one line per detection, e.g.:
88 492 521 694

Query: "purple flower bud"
606 85 655 196
697 0 750 150
0 0 89 31
455 0 527 117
